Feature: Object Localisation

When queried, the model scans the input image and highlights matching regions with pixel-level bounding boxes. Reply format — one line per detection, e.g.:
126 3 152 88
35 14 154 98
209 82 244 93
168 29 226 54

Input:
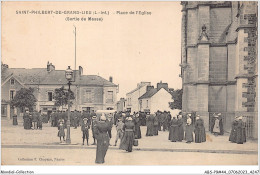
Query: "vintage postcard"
1 1 258 173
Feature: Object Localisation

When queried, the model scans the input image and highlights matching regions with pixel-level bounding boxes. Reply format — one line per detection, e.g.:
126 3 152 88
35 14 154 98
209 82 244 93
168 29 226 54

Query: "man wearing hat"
91 115 98 145
81 118 90 145
50 111 57 127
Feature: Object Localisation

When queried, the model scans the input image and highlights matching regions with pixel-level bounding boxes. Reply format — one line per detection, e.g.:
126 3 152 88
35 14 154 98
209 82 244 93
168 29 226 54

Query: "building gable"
151 88 172 101
1 75 25 102
1 75 25 88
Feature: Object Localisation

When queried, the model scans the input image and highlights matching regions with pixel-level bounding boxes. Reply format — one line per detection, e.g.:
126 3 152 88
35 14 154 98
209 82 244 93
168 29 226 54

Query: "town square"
1 1 258 173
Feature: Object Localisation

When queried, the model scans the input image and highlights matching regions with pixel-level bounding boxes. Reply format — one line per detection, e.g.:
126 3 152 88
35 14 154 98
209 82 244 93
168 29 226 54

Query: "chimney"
146 85 154 92
47 61 50 71
157 82 168 91
79 66 83 76
47 62 55 72
109 76 113 83
1 63 8 69
138 82 151 88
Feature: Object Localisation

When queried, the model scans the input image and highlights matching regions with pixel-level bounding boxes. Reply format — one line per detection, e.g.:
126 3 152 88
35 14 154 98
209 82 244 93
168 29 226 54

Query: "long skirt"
185 125 193 142
120 131 134 152
213 120 220 134
170 125 179 142
178 125 184 141
135 125 142 139
153 125 158 136
146 123 154 136
163 122 168 131
96 133 109 163
24 118 31 129
168 126 173 140
229 128 237 142
194 128 206 143
236 127 246 144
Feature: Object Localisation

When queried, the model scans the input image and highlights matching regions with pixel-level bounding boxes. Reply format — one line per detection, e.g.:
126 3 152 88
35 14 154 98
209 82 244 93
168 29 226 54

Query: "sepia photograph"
0 1 259 173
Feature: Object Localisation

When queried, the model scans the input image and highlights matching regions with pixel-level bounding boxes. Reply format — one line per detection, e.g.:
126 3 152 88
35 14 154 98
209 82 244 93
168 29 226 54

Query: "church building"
180 1 258 138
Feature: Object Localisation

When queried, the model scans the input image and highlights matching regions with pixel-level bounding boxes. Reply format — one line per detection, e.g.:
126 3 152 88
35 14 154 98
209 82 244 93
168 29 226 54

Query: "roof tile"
2 68 117 87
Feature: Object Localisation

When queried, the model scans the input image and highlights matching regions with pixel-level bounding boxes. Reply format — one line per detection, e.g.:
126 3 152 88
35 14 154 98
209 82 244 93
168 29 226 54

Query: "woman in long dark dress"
236 116 246 144
153 114 159 136
134 113 142 139
229 117 239 143
170 116 179 142
194 116 206 143
95 115 111 164
168 116 173 140
120 117 135 152
185 114 193 143
146 113 154 136
177 115 184 141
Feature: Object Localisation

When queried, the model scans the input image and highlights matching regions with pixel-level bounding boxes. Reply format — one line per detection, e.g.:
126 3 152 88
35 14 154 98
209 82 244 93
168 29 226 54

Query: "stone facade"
1 63 118 119
180 1 258 138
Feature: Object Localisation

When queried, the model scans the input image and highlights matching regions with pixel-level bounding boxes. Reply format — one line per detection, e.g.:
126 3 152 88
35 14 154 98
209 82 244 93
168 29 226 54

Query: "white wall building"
126 82 151 113
139 82 173 113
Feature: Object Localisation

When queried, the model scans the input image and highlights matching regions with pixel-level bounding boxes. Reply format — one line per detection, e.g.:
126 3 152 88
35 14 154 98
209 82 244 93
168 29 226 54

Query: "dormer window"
10 79 15 85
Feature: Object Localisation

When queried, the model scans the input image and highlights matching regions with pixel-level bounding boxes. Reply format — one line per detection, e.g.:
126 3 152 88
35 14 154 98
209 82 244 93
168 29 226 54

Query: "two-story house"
1 62 118 119
126 82 151 113
138 82 173 113
116 98 126 112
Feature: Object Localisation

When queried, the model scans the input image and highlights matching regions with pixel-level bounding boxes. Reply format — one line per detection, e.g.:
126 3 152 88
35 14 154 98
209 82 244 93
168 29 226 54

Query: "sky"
1 1 182 98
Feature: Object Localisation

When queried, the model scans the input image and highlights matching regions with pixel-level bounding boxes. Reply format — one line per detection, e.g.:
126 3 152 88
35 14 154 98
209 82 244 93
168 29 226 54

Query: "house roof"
126 82 150 95
138 88 158 99
138 87 171 100
1 68 117 87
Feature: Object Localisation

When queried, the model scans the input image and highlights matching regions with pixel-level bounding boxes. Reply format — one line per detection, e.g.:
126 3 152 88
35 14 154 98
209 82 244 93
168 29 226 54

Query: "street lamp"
65 66 74 144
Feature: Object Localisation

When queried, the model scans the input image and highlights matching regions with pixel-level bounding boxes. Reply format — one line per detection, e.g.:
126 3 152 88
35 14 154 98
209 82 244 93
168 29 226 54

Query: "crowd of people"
23 110 43 130
19 109 247 164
